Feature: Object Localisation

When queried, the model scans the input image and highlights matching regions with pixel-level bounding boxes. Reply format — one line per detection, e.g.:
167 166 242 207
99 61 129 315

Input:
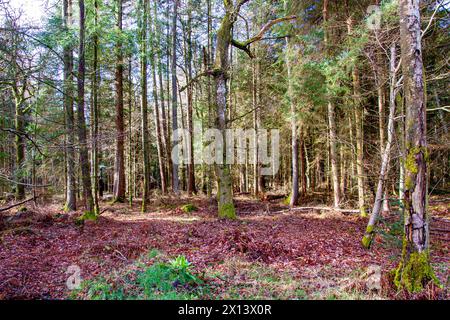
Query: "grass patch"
71 252 210 300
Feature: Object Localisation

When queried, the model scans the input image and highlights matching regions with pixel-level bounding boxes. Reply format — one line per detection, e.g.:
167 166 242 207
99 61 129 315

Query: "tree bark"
150 7 167 194
77 0 94 213
323 0 340 208
63 0 76 210
91 0 100 214
394 0 437 292
362 43 398 248
285 32 298 206
113 0 126 203
171 0 180 194
347 16 366 216
185 0 196 195
140 0 151 211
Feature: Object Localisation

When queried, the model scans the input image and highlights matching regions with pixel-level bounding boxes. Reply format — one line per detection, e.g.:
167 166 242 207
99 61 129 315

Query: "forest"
0 0 448 300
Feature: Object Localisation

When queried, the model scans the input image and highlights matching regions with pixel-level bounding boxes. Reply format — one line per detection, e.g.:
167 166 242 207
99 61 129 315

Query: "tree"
323 0 340 209
208 0 295 218
90 0 100 214
171 0 180 194
150 1 167 194
284 1 298 207
77 0 96 214
77 0 94 213
362 43 399 248
140 0 151 211
393 0 438 293
347 15 366 217
113 0 126 202
63 0 77 211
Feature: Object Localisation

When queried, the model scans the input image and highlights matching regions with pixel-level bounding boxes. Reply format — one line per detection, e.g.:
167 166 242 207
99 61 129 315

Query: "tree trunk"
14 97 25 200
323 0 340 208
394 0 437 292
128 58 133 206
155 2 169 190
150 8 167 194
347 16 366 216
91 0 100 214
252 58 259 197
171 0 180 194
186 0 196 195
63 0 76 210
286 33 299 207
213 4 237 219
299 128 307 196
77 0 94 213
113 0 126 203
362 43 398 248
140 0 151 211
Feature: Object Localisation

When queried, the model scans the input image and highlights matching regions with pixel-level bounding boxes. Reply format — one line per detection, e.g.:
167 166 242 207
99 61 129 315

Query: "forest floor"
0 193 448 300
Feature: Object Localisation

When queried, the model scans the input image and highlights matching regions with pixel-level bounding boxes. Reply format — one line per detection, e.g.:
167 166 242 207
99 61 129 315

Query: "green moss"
394 251 440 293
405 146 429 176
180 204 198 213
360 206 367 218
361 234 372 249
63 203 70 212
283 195 291 206
405 149 419 174
405 175 414 190
218 203 236 219
76 210 98 225
361 224 374 248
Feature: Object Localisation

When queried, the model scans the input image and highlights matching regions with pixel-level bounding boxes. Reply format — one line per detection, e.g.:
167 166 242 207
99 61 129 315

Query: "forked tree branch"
232 15 297 58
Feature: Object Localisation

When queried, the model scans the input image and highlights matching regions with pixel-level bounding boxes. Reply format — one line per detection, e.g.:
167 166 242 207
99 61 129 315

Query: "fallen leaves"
0 196 448 299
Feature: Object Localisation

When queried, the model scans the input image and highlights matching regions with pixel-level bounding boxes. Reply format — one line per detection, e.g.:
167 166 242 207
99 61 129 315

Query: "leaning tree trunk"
375 43 391 215
77 0 94 213
113 0 126 203
394 0 438 293
362 43 398 248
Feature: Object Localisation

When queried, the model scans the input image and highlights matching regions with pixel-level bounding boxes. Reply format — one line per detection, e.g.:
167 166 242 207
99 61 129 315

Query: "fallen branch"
269 206 360 215
0 197 36 212
290 207 360 214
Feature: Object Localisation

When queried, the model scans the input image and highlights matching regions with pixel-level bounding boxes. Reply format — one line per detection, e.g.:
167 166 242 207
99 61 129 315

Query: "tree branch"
231 15 297 58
